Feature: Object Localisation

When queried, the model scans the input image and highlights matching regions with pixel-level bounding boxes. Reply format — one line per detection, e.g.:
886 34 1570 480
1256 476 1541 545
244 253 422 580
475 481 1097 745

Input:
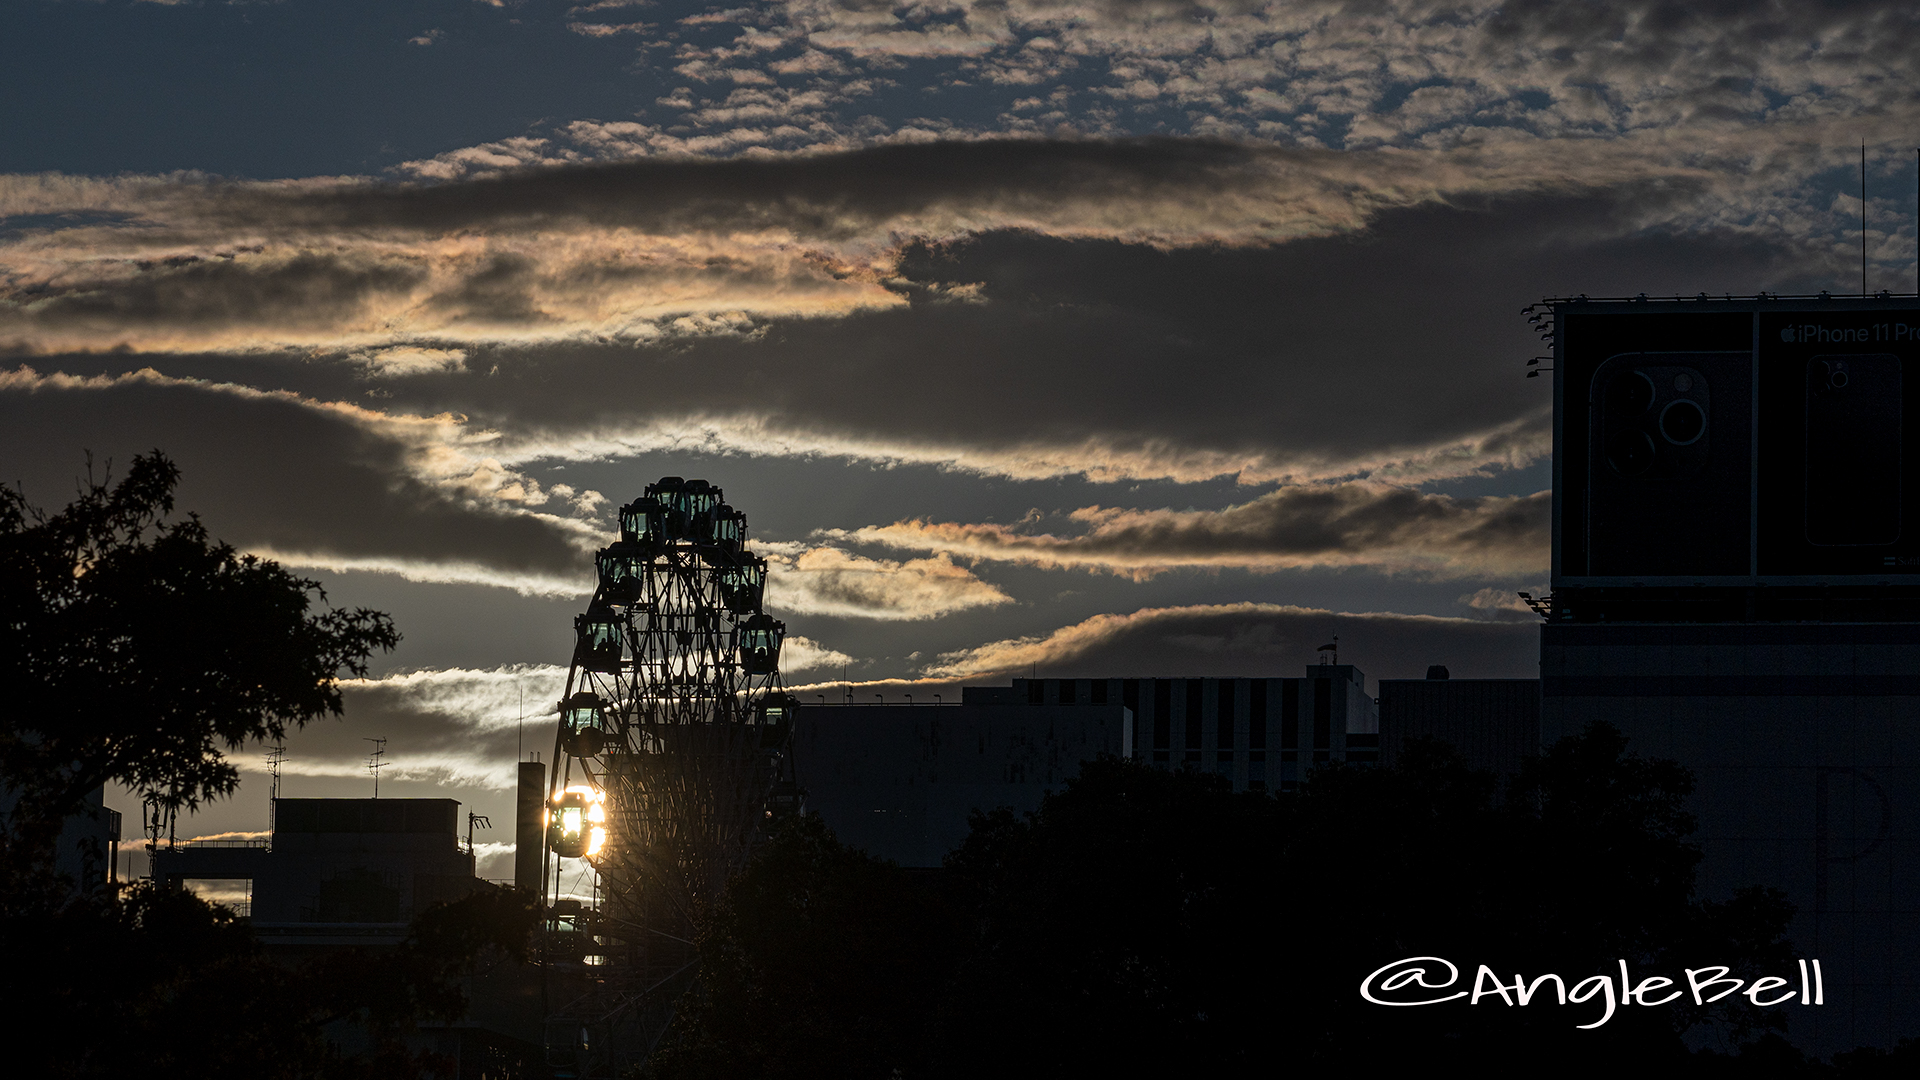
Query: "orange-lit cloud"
832 482 1550 580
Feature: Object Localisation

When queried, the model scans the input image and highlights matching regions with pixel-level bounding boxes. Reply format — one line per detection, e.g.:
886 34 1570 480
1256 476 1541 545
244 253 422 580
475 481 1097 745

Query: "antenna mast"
364 737 388 798
266 744 286 834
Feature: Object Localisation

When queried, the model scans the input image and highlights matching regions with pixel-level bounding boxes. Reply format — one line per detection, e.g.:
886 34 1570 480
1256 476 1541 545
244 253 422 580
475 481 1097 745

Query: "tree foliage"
648 724 1811 1077
645 813 965 1080
0 451 399 869
1 881 541 1080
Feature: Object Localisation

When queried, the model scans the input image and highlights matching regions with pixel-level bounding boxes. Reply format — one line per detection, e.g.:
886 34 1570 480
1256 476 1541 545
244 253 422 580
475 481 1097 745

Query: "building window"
1216 680 1235 749
1028 680 1045 705
1313 679 1331 749
1059 679 1076 705
1185 680 1203 751
1153 680 1171 750
1249 680 1267 751
1280 680 1299 750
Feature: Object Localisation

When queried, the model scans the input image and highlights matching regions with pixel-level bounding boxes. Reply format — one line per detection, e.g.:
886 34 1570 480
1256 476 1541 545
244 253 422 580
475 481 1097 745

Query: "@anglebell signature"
1360 956 1826 1029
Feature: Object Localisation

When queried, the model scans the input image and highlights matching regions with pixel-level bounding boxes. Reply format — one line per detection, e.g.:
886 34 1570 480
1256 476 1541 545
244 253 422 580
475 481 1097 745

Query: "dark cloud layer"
366 185 1828 481
3 179 1832 599
3 253 424 343
0 371 591 583
215 137 1286 238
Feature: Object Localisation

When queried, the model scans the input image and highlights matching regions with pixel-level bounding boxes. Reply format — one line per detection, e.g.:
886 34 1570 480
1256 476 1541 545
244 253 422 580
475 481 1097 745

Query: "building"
152 797 483 947
792 665 1380 866
969 666 1380 790
1378 668 1540 775
791 702 1129 867
1541 623 1920 1053
0 784 122 895
1540 293 1920 1054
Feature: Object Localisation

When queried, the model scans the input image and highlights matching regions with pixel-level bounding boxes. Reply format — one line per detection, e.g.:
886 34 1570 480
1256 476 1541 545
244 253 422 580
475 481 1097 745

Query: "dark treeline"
1 882 539 1079
647 732 1918 1079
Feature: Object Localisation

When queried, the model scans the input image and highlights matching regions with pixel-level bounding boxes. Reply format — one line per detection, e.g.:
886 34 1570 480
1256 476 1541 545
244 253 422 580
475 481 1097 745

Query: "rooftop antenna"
266 743 286 834
518 684 525 762
1861 143 1868 296
466 811 491 857
364 737 388 798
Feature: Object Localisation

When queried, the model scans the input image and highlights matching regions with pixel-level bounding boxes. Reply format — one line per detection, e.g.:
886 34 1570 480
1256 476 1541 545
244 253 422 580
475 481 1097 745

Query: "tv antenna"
467 811 492 857
364 737 388 798
266 744 286 833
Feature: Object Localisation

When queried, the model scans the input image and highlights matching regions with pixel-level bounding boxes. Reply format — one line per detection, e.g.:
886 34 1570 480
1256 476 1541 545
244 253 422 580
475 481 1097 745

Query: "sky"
5 0 1918 879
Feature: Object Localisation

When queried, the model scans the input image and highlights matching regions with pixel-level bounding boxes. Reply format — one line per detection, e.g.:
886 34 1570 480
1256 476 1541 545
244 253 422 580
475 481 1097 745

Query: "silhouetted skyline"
5 0 1918 874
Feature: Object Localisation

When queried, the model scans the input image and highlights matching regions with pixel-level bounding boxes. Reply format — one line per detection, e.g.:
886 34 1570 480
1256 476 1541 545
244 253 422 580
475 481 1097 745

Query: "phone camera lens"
1660 399 1705 445
1608 370 1656 414
1606 430 1657 476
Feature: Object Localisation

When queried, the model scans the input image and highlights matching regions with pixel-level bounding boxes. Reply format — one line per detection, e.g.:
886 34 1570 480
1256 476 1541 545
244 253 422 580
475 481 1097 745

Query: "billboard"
1552 297 1919 588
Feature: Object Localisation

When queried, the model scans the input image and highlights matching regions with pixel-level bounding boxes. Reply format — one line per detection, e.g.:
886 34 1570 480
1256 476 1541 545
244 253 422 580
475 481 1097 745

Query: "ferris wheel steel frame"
539 477 795 1075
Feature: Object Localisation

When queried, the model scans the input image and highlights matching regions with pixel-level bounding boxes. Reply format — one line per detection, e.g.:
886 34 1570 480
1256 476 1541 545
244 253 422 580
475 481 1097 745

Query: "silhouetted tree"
650 724 1805 1077
645 813 965 1080
934 754 1283 1077
1280 726 1796 1067
0 451 398 885
0 881 541 1079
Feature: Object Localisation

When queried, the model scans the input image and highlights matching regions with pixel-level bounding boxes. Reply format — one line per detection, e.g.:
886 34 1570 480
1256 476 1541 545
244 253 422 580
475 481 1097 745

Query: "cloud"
1457 585 1546 622
315 647 856 788
762 544 1014 619
782 634 859 673
833 482 1550 579
0 136 1847 494
316 664 572 790
0 366 605 592
701 0 1920 150
357 346 467 377
920 602 1540 682
180 831 271 844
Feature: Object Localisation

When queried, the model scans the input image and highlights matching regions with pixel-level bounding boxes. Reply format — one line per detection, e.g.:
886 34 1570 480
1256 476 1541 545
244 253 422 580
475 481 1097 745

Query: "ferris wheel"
540 476 797 1040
